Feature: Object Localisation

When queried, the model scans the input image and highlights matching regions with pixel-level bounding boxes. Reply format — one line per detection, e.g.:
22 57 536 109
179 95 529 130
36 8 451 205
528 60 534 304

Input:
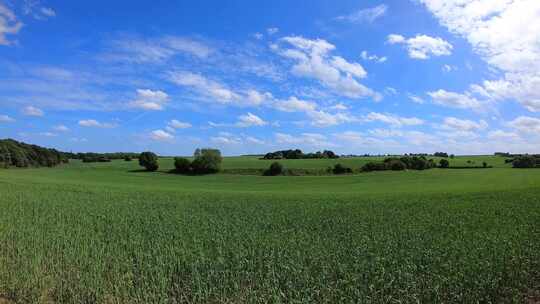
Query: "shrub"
332 163 352 174
139 152 159 171
513 156 537 168
264 162 284 176
191 149 222 174
361 162 387 172
174 157 192 174
387 159 407 171
483 162 488 168
439 159 450 168
124 156 132 161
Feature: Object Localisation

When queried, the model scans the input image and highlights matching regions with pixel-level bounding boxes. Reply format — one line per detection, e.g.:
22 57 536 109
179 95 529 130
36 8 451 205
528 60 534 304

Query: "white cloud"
442 64 456 72
22 106 44 117
40 7 56 17
408 93 425 104
0 3 23 45
307 110 357 127
78 119 116 128
488 130 521 141
428 89 482 110
387 34 453 59
253 33 263 40
330 103 348 110
275 132 331 147
168 119 192 129
276 36 381 100
440 117 488 132
273 96 317 112
129 89 169 110
39 132 57 137
168 71 240 103
107 36 213 63
336 4 388 23
150 129 174 142
364 112 424 127
236 113 267 127
267 27 279 35
53 125 69 132
361 51 387 63
508 116 540 133
419 0 540 112
0 114 15 122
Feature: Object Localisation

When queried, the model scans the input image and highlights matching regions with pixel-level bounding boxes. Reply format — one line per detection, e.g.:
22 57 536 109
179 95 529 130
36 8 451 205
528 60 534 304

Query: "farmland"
1 156 540 303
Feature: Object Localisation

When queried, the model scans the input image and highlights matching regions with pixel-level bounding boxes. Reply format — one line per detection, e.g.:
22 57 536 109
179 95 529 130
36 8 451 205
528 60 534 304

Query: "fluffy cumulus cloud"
0 114 15 122
419 0 540 112
0 3 23 45
78 119 116 128
129 89 169 110
22 106 44 117
275 36 381 101
440 117 488 132
236 112 267 127
167 119 191 130
273 96 317 113
387 34 453 59
428 89 482 110
508 116 540 133
150 129 174 142
364 112 424 127
360 51 387 63
336 4 388 23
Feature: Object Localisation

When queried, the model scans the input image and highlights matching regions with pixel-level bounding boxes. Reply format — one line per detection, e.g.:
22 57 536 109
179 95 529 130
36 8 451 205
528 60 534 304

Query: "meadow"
1 156 539 303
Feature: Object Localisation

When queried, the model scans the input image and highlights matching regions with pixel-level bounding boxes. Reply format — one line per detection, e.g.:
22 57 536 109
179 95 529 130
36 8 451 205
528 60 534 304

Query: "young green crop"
0 157 538 303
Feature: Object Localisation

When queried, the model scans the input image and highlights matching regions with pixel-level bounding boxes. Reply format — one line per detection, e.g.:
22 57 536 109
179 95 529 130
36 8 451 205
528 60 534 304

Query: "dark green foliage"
0 138 67 168
483 162 488 168
386 159 407 171
139 152 159 171
191 149 222 174
174 157 192 174
512 156 538 168
264 162 284 176
450 154 455 159
263 149 339 160
434 152 449 158
124 156 133 161
332 163 352 174
439 159 450 168
362 162 388 172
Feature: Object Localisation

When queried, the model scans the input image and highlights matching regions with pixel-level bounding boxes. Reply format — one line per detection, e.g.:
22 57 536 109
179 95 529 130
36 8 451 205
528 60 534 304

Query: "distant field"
1 156 539 303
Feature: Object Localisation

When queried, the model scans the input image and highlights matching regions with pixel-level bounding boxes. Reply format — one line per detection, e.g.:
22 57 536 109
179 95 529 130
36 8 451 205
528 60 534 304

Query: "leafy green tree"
512 156 536 168
439 159 450 168
191 149 222 174
139 152 159 171
174 157 192 174
332 163 352 174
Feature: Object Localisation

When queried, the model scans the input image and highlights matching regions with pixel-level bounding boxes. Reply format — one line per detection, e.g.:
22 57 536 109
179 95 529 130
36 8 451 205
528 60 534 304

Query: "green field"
1 156 539 303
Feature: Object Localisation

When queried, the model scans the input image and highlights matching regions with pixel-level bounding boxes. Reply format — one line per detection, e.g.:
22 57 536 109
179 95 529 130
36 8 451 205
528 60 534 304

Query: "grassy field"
1 156 539 303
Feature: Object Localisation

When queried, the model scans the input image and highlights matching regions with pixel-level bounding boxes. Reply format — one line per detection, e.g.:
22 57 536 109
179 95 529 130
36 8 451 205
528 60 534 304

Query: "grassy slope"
0 156 539 303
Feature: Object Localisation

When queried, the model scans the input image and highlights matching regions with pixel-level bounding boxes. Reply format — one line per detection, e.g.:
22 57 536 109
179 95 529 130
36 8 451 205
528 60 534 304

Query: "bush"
191 149 222 174
483 162 488 168
264 162 284 176
513 156 537 168
332 163 352 174
387 159 407 171
174 157 192 174
139 152 159 171
124 156 132 161
439 159 450 168
362 162 387 172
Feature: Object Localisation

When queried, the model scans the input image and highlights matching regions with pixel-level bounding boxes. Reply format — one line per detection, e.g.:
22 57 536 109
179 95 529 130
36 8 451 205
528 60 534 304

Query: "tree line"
263 149 339 160
0 139 68 168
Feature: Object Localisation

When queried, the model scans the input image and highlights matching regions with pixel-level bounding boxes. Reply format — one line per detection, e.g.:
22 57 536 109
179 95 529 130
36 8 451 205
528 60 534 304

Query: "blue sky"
1 0 539 155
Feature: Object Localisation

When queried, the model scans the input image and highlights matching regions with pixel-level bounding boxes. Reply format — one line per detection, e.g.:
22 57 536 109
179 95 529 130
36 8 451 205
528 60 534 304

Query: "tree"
191 149 222 174
139 152 159 171
512 156 536 168
264 162 284 176
439 159 450 168
387 159 407 171
174 157 192 174
124 156 133 161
